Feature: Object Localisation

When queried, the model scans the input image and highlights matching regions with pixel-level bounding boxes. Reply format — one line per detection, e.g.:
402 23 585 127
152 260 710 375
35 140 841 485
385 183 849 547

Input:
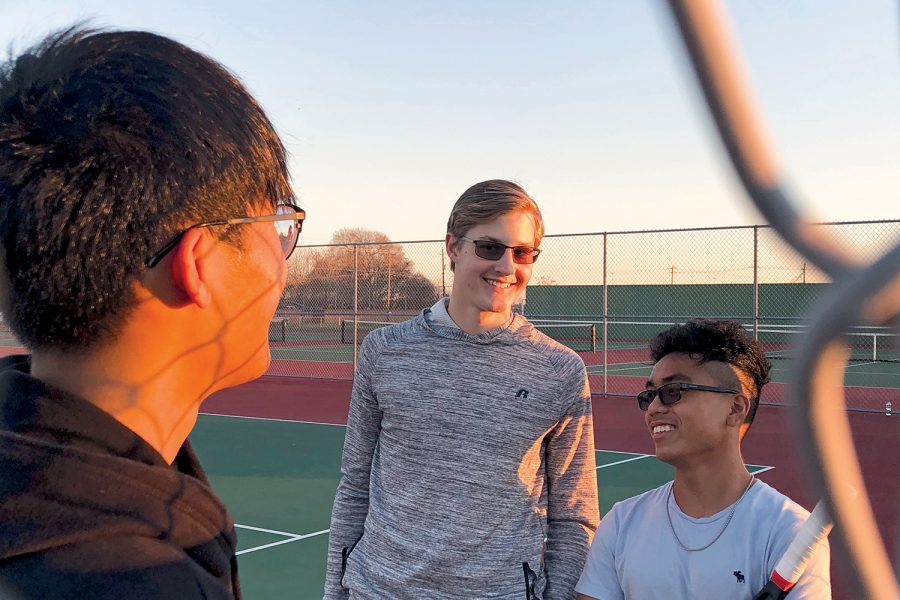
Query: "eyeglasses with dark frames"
146 203 306 268
637 381 740 411
458 236 541 264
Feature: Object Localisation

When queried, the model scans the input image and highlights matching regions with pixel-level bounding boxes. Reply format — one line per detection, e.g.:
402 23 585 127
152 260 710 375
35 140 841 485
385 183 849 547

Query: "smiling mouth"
652 424 675 435
485 278 515 289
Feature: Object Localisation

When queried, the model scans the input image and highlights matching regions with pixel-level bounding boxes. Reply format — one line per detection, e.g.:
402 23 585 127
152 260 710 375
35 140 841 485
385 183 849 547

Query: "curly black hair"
649 319 771 425
0 26 292 350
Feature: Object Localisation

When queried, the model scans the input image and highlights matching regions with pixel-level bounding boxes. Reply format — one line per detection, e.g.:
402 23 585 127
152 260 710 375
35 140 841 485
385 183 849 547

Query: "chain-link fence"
267 240 451 378
269 220 899 412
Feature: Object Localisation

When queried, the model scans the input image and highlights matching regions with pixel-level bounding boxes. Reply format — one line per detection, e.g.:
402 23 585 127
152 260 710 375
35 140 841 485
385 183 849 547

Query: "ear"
726 394 751 428
445 234 458 261
169 228 213 308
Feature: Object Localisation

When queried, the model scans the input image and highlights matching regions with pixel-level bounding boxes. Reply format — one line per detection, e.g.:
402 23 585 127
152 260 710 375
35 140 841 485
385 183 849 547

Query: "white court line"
199 412 347 427
270 354 353 364
597 452 775 474
236 528 330 556
587 366 646 373
749 465 775 475
770 362 885 372
771 361 900 377
761 376 900 391
235 523 304 537
604 365 653 373
597 454 652 469
587 361 647 370
842 361 880 369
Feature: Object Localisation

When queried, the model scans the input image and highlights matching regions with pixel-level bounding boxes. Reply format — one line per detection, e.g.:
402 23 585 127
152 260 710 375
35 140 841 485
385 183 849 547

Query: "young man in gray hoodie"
325 180 599 599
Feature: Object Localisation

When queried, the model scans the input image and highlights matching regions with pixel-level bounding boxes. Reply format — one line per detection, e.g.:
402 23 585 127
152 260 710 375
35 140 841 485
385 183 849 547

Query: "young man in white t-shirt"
576 319 831 600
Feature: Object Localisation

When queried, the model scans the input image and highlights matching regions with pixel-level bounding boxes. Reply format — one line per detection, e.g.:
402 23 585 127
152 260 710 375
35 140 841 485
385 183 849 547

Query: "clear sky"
0 1 897 245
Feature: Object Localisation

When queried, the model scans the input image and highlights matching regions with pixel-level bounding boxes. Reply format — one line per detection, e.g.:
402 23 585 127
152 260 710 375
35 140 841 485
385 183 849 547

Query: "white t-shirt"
576 480 831 599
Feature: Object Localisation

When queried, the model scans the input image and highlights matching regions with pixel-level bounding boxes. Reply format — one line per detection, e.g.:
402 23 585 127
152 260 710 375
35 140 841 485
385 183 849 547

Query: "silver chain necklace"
666 475 756 552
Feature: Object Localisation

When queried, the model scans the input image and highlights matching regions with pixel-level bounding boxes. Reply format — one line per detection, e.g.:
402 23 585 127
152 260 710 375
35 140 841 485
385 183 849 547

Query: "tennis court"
260 316 899 413
199 369 898 600
2 318 896 598
190 410 775 599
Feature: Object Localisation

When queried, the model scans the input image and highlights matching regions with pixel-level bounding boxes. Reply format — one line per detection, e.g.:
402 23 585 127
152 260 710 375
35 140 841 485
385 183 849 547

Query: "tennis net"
268 318 287 342
602 320 897 363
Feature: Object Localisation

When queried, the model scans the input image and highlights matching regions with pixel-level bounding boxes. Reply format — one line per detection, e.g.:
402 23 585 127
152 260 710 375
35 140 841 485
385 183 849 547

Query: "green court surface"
190 413 772 600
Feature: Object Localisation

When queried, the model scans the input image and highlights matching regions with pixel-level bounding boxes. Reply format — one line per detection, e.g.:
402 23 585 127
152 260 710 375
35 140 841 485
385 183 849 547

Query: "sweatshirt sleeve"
323 336 383 600
542 358 600 600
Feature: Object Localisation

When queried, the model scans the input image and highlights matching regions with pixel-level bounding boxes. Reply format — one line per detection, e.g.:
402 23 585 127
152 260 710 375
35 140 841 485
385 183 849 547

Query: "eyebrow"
646 372 693 388
477 236 536 248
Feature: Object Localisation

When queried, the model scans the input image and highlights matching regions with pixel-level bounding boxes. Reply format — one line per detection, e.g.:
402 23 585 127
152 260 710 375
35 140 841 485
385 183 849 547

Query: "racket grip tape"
753 500 832 599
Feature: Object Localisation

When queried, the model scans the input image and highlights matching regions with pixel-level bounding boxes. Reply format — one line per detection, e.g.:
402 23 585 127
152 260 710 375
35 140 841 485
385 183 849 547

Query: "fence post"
441 247 447 297
353 244 359 372
602 232 608 396
387 247 392 316
753 225 759 339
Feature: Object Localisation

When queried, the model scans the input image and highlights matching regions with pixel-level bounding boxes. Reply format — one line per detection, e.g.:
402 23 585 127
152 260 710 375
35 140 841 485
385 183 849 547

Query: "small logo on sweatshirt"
733 571 745 583
516 388 529 399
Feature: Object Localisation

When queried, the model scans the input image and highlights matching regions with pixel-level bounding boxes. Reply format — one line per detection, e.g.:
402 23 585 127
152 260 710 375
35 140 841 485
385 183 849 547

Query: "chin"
245 346 271 382
482 296 516 314
654 446 677 465
220 345 271 390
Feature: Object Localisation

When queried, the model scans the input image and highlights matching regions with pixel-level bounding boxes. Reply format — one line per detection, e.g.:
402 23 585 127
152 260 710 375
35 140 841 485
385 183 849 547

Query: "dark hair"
446 179 543 272
649 319 771 425
0 26 292 350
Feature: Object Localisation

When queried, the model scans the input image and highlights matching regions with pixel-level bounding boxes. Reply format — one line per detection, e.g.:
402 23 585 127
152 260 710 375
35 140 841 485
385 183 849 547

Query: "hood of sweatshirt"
421 303 537 346
0 355 236 584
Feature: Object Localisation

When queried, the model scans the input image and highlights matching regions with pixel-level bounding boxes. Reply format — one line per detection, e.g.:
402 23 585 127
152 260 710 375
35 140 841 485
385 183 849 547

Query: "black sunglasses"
637 382 739 411
458 236 541 264
146 203 306 268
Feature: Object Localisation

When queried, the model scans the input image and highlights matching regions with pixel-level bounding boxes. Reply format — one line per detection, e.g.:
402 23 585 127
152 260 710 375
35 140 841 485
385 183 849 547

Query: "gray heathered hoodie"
324 304 599 599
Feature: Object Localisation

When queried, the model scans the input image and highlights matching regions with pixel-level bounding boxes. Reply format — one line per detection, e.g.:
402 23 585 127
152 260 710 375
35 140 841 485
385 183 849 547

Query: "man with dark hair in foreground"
576 319 830 599
0 27 305 599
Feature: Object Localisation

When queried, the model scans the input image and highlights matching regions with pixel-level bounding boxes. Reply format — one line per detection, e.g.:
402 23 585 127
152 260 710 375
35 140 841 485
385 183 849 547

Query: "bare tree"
288 228 439 314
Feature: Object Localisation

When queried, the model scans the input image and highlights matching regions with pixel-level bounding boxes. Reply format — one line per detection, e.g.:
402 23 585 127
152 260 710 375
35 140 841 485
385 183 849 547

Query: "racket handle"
754 500 832 599
772 501 833 584
752 580 789 600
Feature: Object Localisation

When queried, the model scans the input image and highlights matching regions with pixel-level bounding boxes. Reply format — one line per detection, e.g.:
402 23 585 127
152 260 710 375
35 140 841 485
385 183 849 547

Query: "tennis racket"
752 500 832 599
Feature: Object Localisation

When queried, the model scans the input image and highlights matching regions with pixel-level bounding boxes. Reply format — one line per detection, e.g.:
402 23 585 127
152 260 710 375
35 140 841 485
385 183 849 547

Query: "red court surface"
204 375 898 599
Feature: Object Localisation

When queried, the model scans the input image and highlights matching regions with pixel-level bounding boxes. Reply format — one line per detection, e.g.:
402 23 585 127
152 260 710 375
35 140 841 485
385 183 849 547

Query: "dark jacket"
0 355 241 599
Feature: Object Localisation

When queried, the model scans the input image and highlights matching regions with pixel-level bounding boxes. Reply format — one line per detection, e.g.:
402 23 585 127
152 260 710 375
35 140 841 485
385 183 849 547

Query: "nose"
646 394 669 415
494 247 516 274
